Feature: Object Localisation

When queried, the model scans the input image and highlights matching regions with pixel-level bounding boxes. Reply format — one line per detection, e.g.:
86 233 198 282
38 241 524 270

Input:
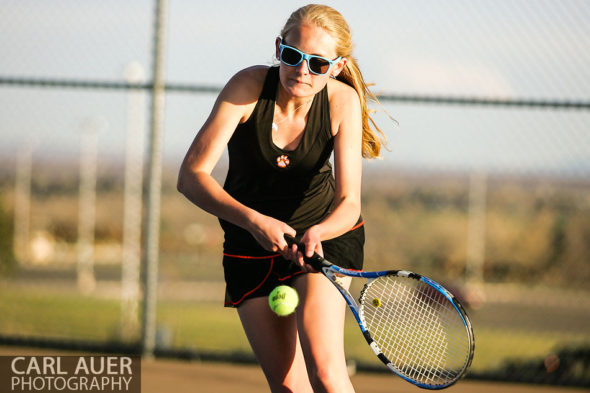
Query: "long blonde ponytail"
280 4 387 159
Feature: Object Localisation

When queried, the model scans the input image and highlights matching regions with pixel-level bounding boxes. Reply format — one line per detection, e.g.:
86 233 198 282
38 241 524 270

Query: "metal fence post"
141 0 168 359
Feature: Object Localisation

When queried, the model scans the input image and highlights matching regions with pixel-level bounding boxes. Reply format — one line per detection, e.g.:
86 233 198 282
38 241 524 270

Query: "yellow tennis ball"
372 298 382 308
269 285 299 316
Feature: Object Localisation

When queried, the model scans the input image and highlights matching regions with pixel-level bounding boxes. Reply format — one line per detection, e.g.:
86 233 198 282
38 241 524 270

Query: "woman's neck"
276 85 313 113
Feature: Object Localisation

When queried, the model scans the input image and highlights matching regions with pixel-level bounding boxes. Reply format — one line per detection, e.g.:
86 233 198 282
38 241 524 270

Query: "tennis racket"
284 234 475 390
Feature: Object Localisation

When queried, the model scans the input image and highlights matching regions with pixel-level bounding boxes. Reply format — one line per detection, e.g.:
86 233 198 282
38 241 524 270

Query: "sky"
1 0 589 177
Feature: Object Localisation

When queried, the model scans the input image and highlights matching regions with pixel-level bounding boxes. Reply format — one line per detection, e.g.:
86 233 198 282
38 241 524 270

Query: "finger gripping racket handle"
283 234 329 271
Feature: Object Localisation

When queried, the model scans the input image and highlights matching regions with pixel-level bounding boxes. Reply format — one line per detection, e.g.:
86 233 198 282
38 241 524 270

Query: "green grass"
1 287 587 373
156 301 251 352
458 327 587 372
0 290 121 341
344 322 590 373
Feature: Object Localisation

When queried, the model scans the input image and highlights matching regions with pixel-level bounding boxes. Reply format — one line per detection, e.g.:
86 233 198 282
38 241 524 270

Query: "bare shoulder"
327 78 361 122
221 65 269 102
215 65 269 123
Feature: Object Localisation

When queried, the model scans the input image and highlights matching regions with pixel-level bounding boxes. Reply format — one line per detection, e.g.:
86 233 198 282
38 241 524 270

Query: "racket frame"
284 235 475 390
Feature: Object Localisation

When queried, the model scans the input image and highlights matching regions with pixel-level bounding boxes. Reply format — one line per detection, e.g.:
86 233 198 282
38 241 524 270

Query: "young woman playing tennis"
178 4 385 392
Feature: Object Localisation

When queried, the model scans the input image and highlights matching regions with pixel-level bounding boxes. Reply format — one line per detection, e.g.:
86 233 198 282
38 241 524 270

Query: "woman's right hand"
248 214 296 254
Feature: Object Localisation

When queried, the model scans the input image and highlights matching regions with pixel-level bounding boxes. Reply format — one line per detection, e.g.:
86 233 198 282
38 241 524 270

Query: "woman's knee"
307 362 352 393
267 375 312 393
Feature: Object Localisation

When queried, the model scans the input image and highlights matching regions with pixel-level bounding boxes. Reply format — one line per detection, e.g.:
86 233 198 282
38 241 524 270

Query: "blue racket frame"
284 235 475 390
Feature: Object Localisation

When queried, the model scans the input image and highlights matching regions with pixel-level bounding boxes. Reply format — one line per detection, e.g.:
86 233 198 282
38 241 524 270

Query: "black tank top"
220 66 336 254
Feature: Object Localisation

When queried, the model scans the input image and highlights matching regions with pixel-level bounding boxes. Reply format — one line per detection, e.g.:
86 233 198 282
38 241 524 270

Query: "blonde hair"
280 4 387 159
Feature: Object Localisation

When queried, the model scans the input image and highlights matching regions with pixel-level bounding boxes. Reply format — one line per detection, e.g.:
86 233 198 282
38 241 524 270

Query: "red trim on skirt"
224 256 276 307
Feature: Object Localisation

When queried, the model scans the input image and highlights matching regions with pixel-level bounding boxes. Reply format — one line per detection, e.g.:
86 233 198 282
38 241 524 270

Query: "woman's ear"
275 37 282 61
331 58 347 78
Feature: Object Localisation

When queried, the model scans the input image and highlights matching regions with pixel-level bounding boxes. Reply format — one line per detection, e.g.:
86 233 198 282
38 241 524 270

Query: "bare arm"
177 67 296 252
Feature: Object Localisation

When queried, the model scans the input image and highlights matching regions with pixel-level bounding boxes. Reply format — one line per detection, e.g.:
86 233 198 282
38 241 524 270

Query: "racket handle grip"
283 234 328 271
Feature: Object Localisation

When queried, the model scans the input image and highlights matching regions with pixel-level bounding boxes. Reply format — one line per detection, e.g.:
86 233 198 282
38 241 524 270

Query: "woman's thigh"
294 273 355 393
237 296 313 393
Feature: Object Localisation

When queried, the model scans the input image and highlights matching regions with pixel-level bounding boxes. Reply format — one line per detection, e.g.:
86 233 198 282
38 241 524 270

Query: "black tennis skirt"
222 221 365 307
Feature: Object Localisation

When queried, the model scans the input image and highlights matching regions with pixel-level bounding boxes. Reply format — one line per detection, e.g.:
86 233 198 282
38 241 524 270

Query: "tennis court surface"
141 358 589 393
2 347 587 393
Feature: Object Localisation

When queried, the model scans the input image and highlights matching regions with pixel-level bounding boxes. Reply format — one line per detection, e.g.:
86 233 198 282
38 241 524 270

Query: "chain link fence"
1 0 589 387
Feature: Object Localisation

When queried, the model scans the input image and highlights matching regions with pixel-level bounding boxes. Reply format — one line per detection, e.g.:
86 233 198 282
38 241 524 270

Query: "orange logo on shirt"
276 155 290 168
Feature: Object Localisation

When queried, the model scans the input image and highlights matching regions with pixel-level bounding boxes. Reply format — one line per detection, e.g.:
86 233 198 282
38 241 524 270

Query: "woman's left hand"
282 226 324 273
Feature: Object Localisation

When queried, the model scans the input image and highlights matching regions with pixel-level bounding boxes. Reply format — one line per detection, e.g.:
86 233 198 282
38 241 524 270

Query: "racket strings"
361 276 471 386
379 281 448 382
